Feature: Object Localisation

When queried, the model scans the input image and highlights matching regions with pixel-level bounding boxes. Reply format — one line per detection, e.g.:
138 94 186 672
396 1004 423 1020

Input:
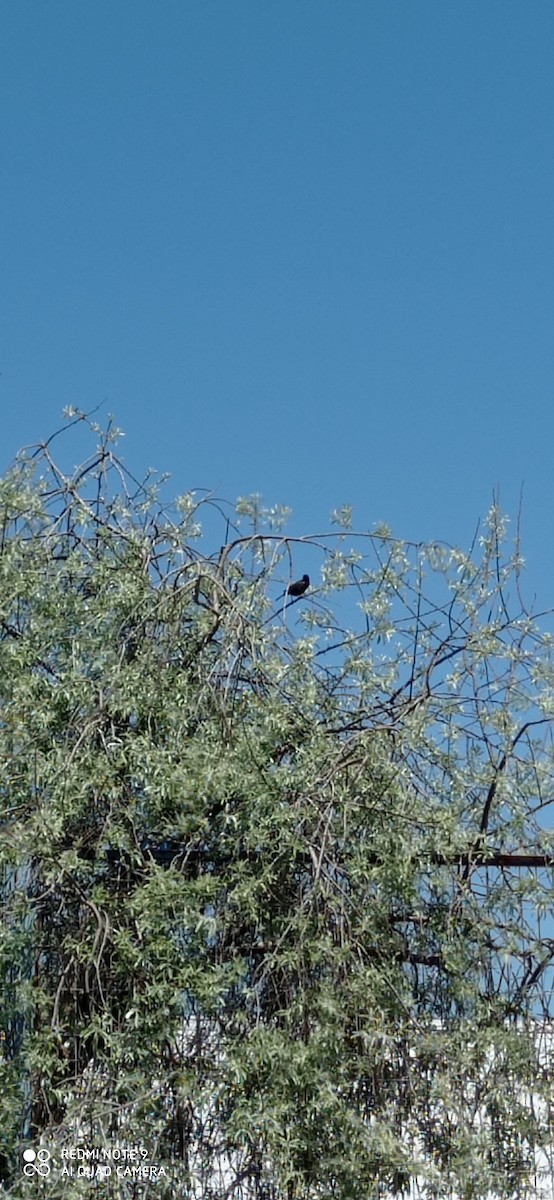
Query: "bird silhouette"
277 574 310 602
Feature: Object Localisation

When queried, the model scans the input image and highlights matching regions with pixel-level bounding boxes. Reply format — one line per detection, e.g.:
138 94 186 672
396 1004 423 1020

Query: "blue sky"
2 1 554 607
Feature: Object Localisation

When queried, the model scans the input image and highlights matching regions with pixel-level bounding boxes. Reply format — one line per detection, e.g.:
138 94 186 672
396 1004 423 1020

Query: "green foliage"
0 413 553 1197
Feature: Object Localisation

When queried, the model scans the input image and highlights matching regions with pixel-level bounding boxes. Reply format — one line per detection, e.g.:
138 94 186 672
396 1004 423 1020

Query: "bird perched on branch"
277 574 310 602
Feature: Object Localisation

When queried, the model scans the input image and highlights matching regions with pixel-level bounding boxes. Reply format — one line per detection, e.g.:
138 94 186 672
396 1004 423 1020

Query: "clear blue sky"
3 1 554 605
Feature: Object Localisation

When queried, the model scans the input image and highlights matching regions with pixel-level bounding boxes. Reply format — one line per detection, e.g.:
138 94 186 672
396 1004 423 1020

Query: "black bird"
277 574 310 602
288 573 310 597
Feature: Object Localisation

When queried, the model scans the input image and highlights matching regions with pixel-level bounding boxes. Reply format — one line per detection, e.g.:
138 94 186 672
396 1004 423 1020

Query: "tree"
1 412 553 1198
